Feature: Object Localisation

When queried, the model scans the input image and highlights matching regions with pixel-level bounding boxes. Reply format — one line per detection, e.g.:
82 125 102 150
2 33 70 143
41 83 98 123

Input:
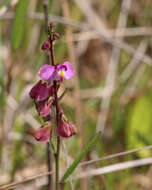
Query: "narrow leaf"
11 0 29 50
49 141 55 153
61 133 100 182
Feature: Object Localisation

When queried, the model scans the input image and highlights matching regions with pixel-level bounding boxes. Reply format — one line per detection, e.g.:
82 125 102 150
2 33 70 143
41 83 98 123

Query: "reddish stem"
49 31 61 190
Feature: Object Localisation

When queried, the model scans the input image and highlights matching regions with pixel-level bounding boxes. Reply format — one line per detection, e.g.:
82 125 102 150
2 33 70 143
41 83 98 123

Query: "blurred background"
1 0 152 189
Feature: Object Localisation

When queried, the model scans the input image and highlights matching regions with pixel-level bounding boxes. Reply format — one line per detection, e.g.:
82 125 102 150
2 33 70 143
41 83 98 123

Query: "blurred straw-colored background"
1 0 152 189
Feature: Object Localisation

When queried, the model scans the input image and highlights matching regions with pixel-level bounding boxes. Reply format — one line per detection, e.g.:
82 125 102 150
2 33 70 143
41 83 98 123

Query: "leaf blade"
11 0 29 50
61 133 100 183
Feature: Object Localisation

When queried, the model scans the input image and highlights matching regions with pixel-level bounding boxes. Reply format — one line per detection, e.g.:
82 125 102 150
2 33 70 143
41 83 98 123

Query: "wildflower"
39 64 56 81
57 61 74 81
57 117 77 138
38 62 74 82
37 100 53 117
29 81 50 101
41 41 50 50
34 125 51 142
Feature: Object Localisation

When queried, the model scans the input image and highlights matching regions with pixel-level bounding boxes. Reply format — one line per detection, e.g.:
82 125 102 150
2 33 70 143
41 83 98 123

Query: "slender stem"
42 1 52 189
47 143 52 190
49 31 61 190
55 136 60 190
43 0 50 64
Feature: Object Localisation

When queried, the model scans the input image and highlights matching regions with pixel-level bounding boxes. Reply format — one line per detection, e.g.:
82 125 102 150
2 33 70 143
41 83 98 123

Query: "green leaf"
127 93 152 157
49 140 55 153
61 133 100 183
11 0 29 50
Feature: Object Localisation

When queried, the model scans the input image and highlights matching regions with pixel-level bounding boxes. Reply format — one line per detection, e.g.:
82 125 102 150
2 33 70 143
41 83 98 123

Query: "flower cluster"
29 31 76 143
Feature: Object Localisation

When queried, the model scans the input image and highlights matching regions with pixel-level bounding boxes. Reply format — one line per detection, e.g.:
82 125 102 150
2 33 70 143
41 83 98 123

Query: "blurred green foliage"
127 91 152 157
11 0 29 50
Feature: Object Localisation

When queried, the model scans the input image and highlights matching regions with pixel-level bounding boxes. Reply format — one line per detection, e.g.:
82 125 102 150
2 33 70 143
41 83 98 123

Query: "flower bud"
57 117 77 139
41 41 50 50
34 125 51 142
53 32 60 40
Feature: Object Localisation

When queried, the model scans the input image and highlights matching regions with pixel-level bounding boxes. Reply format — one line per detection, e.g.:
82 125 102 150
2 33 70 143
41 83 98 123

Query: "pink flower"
57 117 77 139
57 61 74 81
38 64 56 81
34 125 51 142
37 100 53 117
29 81 50 101
38 62 74 82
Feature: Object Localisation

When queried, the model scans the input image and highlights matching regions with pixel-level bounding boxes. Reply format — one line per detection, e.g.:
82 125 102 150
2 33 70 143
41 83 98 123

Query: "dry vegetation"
1 0 152 189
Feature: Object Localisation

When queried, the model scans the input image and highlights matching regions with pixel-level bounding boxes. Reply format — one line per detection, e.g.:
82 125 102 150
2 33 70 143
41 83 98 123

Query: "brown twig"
0 171 54 190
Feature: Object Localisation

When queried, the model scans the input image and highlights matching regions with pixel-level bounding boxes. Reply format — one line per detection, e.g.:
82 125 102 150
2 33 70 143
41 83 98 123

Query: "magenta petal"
57 121 71 138
34 126 51 142
57 118 77 139
37 100 53 117
62 61 74 79
29 81 49 101
38 64 56 81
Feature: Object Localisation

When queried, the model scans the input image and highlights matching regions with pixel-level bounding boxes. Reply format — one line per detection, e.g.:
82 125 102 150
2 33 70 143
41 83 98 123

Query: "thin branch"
75 157 152 179
1 12 152 67
121 39 148 81
79 40 148 100
1 145 152 189
96 0 132 132
0 171 54 190
80 145 152 166
72 28 152 39
120 64 147 103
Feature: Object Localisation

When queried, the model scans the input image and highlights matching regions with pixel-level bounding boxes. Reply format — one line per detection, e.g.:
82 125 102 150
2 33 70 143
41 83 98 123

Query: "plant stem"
43 0 50 65
42 1 52 189
49 29 61 190
47 143 52 190
55 136 60 190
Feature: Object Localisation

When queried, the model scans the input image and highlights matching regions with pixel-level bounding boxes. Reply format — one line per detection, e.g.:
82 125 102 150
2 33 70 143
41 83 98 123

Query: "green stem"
55 136 60 190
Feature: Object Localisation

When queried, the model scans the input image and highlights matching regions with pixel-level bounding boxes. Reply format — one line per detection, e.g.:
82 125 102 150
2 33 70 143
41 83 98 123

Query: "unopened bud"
41 41 50 50
57 116 77 139
54 32 60 39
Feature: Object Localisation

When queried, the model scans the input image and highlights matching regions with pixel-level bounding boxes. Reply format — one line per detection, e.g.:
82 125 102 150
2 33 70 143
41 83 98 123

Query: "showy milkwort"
29 24 76 143
39 61 74 82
